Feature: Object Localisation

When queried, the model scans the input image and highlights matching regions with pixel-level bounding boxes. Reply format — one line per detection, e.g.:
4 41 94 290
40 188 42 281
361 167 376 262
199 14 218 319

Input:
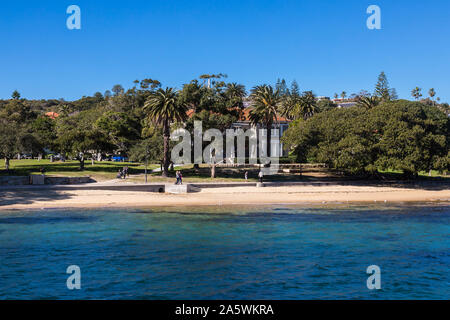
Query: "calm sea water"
0 204 448 300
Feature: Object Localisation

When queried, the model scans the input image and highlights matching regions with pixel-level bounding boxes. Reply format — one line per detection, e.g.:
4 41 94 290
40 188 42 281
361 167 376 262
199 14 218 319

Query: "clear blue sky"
0 0 449 102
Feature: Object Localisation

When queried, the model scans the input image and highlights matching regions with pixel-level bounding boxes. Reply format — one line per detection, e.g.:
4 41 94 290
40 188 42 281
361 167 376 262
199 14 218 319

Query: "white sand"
1 184 449 210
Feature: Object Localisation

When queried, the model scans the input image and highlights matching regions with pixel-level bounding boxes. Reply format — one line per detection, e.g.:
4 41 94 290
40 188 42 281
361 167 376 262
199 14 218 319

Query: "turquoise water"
0 204 448 300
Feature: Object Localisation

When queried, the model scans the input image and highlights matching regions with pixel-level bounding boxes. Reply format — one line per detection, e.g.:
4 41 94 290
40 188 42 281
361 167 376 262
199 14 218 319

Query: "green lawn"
0 160 281 183
1 159 448 183
0 159 159 181
378 168 449 179
0 160 259 182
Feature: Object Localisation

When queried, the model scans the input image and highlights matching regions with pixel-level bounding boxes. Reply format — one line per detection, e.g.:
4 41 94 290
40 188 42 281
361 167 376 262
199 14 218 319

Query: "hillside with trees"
1 72 449 179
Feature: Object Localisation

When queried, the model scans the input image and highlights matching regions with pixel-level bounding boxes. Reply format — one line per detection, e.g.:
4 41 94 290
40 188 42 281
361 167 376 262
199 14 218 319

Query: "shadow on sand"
291 179 450 191
0 189 74 208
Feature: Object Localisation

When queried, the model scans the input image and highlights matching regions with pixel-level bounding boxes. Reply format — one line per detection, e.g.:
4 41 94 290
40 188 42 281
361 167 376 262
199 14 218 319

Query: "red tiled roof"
239 108 289 122
45 112 59 119
186 108 290 123
186 109 195 118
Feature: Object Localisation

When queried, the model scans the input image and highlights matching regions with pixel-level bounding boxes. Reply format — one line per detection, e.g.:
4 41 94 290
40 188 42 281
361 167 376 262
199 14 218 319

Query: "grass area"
0 160 264 183
378 169 449 179
0 160 257 182
0 159 159 181
1 160 448 183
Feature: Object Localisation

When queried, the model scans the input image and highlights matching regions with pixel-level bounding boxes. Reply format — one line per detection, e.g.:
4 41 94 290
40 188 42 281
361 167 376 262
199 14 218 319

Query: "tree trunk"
211 164 216 178
91 158 95 165
162 119 170 177
266 124 272 163
5 158 10 171
210 154 217 178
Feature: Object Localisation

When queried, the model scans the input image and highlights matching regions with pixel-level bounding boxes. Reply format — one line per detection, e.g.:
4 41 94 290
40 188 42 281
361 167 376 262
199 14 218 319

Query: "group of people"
117 166 129 179
175 171 183 185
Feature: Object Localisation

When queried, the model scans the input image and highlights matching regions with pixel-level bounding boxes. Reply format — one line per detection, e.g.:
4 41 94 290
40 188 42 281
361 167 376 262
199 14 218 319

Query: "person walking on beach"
122 166 129 179
175 171 180 185
244 171 248 182
117 169 123 179
179 171 183 185
258 170 263 183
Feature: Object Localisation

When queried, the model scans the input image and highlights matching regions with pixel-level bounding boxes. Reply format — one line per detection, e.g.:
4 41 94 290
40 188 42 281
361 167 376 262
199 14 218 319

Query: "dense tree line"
282 100 449 176
1 72 449 178
0 75 248 176
281 72 449 176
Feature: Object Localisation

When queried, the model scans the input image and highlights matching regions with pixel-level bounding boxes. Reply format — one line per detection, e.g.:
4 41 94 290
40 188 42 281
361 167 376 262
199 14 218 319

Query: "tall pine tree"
290 80 300 97
276 78 289 97
374 71 396 101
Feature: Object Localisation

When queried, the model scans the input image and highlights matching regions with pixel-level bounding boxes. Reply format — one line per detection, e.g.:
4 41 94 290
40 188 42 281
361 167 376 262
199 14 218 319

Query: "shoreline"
1 184 449 211
2 203 449 213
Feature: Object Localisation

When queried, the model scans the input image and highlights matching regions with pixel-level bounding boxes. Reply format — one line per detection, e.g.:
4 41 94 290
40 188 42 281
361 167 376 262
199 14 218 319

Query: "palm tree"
144 87 188 177
411 87 422 100
280 94 299 120
281 91 317 120
341 91 347 99
356 95 381 109
428 88 436 105
297 91 317 120
225 83 246 110
249 85 281 160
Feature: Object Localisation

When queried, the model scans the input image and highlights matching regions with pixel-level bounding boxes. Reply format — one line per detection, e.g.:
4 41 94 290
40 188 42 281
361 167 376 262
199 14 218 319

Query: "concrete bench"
165 184 199 194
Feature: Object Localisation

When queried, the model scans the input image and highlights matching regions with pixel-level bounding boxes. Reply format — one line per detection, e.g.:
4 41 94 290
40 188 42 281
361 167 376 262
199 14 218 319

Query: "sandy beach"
1 183 449 210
